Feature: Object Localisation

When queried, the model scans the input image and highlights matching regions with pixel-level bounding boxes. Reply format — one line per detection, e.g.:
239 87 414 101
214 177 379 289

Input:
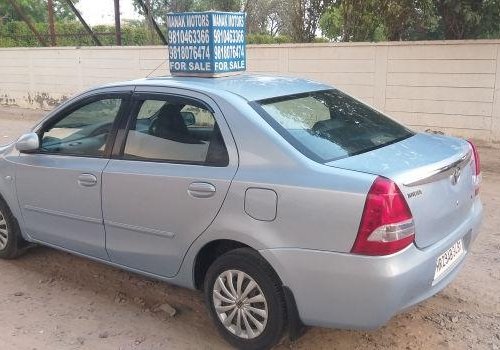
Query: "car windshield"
254 89 413 162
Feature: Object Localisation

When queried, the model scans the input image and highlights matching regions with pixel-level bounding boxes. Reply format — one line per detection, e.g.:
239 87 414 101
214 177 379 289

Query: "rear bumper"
260 198 482 329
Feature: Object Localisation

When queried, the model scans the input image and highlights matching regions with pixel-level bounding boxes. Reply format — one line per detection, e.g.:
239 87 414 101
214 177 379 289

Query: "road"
0 106 499 349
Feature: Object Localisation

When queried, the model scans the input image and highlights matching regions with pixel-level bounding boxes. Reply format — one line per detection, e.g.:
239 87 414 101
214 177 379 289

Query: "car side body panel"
260 196 482 329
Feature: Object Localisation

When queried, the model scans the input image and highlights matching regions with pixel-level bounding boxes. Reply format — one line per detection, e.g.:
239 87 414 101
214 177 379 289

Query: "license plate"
434 239 465 281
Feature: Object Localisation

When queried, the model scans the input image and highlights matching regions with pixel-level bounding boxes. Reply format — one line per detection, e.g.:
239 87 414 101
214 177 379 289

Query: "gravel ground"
0 106 499 350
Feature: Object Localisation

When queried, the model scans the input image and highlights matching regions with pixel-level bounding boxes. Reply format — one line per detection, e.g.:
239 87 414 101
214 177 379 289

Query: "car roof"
114 74 331 101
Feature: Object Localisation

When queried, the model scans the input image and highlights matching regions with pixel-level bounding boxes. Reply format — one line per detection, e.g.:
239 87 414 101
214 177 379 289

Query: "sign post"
166 12 246 77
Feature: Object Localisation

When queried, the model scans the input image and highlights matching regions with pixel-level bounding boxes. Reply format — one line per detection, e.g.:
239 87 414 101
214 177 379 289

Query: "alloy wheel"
212 269 268 339
0 209 8 250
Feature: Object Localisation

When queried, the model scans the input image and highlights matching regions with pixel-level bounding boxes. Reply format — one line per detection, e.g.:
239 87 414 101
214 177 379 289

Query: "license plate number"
434 239 465 281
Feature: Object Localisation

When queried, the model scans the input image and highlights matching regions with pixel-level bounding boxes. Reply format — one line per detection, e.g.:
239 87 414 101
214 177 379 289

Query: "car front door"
15 91 131 259
102 88 238 277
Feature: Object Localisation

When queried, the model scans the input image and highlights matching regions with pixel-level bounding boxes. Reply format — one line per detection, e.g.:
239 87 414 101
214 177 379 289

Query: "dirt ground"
0 106 499 350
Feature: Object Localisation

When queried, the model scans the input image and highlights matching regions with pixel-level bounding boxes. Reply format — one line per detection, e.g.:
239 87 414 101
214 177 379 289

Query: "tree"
132 0 170 21
53 0 78 21
478 0 500 39
320 0 384 41
266 0 286 35
436 0 500 39
0 0 46 23
281 0 333 42
378 0 437 41
0 0 77 23
319 0 436 42
169 0 195 12
193 0 242 11
244 0 286 35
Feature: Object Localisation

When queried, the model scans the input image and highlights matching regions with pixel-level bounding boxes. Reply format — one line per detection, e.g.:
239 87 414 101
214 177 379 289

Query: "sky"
76 0 142 25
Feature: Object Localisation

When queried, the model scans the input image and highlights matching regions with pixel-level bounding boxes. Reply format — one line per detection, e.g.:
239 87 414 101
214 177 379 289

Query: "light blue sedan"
0 75 482 349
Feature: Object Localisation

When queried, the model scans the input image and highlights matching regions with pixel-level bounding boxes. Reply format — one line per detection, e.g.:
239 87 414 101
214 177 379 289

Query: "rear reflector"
351 177 415 256
467 140 481 196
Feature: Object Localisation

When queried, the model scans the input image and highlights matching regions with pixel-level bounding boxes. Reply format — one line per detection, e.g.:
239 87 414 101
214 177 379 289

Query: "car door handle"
188 182 216 198
78 173 98 187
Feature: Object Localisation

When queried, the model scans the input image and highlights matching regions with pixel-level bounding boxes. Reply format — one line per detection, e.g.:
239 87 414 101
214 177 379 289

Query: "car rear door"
15 90 131 259
102 87 238 277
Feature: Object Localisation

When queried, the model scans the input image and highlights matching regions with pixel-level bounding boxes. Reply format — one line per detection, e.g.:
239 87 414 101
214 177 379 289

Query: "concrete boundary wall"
1 40 499 143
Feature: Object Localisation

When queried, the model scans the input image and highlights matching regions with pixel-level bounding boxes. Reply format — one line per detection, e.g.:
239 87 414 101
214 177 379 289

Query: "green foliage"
0 20 294 47
245 0 285 36
381 0 437 41
0 0 46 23
247 33 292 43
0 0 78 23
132 0 171 22
312 36 329 43
0 0 498 47
320 0 499 42
280 0 334 43
193 0 242 11
479 0 500 39
319 0 437 42
131 0 240 21
436 0 500 39
319 2 386 42
318 5 342 40
0 20 155 47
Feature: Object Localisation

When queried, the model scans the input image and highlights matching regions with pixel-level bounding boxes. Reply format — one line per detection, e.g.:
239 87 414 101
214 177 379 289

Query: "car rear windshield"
253 89 413 163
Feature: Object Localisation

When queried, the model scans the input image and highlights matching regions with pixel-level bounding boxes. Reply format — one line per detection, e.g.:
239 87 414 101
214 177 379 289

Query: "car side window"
123 98 229 166
40 98 122 157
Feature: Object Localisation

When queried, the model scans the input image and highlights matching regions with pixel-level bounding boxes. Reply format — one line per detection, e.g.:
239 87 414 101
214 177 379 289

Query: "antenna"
146 59 168 78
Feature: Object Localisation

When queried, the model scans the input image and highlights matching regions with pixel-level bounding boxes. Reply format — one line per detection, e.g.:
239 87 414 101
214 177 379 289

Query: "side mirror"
15 132 40 152
181 111 196 126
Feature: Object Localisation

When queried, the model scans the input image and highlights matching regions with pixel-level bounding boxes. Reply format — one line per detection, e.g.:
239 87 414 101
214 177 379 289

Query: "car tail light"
467 140 481 196
351 177 415 256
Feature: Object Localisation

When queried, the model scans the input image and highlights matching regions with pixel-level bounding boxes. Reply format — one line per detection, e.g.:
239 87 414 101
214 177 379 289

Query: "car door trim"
104 220 175 239
23 205 103 224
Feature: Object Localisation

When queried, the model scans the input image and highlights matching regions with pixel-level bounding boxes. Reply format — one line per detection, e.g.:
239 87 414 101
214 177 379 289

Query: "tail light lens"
467 140 481 196
351 177 415 256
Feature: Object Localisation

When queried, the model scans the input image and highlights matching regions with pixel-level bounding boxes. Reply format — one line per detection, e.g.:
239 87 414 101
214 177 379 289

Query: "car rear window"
253 89 413 162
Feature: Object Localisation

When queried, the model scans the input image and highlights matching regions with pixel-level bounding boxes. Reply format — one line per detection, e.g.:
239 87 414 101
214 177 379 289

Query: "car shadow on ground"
3 244 435 349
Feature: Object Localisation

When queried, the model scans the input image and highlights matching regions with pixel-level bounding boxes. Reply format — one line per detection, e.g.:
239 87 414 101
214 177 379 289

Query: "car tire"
0 198 26 259
204 248 286 350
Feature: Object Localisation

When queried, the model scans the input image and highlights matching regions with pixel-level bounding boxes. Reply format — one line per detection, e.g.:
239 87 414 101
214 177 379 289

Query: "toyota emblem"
451 167 461 185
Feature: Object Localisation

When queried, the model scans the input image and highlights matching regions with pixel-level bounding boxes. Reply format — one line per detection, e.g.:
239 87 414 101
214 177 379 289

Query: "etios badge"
451 167 461 185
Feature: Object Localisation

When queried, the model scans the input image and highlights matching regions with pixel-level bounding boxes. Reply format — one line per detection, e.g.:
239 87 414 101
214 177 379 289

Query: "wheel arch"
193 239 254 290
191 238 305 341
0 180 23 229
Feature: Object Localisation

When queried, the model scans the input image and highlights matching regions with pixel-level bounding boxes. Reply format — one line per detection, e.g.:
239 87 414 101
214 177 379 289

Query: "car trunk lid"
327 133 475 248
